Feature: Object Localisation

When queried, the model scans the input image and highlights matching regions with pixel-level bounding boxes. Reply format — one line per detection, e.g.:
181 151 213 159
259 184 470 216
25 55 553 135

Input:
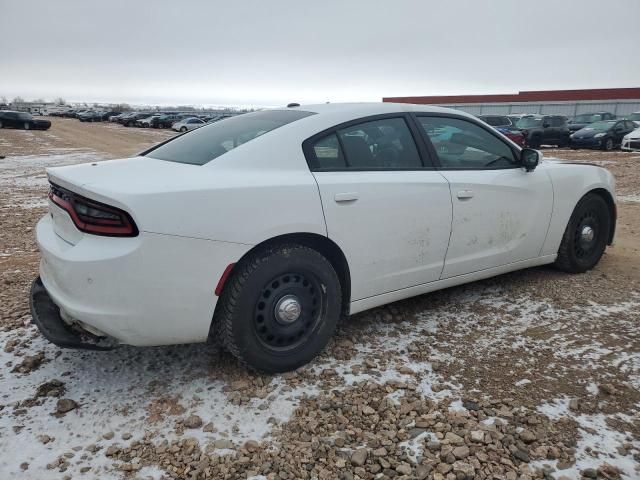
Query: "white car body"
621 127 640 152
172 117 205 132
34 103 616 351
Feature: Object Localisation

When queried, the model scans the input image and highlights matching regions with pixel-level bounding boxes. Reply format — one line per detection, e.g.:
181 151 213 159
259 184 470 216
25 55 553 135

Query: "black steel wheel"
253 272 324 351
555 193 611 273
214 243 342 373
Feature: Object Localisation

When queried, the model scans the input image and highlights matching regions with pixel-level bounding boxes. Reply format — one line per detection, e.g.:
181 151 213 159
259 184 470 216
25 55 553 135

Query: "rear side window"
309 117 422 170
550 117 565 127
146 110 315 165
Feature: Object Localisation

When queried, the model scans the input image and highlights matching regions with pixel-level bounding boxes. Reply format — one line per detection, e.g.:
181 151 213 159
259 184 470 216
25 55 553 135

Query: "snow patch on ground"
536 398 640 479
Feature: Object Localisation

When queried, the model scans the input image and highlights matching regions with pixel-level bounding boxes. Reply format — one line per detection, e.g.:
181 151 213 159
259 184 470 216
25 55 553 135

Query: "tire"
603 138 614 151
557 135 570 148
180 126 187 132
24 122 31 130
555 193 610 273
215 243 342 373
0 120 3 128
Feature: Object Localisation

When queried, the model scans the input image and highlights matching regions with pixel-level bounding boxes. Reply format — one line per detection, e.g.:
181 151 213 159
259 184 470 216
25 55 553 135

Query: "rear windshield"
146 110 315 165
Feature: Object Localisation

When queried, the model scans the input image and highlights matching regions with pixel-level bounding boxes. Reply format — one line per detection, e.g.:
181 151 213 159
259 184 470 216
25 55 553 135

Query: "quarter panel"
540 161 616 256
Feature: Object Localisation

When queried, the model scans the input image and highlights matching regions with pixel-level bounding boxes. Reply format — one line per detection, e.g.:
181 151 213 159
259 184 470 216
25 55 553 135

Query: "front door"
305 115 453 301
414 114 554 278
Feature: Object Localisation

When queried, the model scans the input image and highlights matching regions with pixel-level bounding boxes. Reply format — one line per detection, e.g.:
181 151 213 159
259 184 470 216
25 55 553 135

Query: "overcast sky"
1 0 639 107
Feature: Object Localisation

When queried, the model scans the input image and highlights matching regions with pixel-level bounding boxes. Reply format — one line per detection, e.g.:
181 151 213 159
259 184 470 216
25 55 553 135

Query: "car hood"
572 128 606 138
625 128 640 139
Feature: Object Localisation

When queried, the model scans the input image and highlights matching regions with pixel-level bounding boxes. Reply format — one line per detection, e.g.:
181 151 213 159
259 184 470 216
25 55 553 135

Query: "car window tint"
312 133 346 169
417 116 517 170
550 117 564 127
338 118 421 169
146 110 315 165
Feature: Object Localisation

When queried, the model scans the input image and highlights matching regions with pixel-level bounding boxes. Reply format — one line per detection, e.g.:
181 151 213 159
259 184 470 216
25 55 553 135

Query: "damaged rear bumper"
29 277 112 350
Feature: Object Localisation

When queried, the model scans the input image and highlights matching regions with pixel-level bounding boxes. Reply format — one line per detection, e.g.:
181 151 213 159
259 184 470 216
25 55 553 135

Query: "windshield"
573 114 602 123
583 121 615 131
516 117 542 128
480 116 511 127
146 110 315 165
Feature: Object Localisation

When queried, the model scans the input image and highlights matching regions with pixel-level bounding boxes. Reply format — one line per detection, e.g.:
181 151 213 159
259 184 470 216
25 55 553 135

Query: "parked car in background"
78 111 102 122
108 113 127 122
568 112 616 133
478 115 525 146
622 112 640 122
30 103 616 372
571 120 636 151
622 125 640 152
515 115 570 148
150 114 181 128
123 112 154 127
172 117 206 132
99 111 121 121
0 110 52 130
136 114 162 128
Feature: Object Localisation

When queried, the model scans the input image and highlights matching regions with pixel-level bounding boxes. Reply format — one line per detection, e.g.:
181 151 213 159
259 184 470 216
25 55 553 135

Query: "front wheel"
180 126 187 132
603 138 614 151
0 120 3 128
555 193 611 273
215 244 342 373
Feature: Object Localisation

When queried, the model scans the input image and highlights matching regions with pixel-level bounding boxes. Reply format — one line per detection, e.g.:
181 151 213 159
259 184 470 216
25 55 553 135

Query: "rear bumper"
29 277 112 350
36 214 251 346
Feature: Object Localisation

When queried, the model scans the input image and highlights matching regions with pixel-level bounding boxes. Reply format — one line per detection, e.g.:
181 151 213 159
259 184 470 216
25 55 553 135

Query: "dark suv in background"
568 112 616 133
0 110 51 130
515 115 570 148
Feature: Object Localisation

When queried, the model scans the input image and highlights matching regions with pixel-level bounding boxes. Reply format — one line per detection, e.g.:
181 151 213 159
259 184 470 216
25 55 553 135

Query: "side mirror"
521 148 540 172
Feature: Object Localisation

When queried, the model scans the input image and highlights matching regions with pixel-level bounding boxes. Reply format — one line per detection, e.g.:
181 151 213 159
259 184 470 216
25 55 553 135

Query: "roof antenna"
287 103 300 108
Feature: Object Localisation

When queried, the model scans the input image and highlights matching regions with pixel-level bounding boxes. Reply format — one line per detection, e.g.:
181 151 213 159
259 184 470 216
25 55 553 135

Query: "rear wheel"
24 122 31 130
215 244 342 373
0 120 3 128
555 193 610 273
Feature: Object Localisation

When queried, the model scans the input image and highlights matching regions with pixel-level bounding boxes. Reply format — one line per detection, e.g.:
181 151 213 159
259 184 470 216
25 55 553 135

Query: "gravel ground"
1 119 639 480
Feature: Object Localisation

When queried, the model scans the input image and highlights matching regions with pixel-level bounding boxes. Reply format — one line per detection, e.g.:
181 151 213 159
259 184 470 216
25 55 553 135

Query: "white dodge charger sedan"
31 103 616 372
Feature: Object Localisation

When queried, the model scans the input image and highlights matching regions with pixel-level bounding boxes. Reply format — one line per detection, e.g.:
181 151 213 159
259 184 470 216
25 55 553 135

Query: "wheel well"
588 188 616 245
232 233 351 316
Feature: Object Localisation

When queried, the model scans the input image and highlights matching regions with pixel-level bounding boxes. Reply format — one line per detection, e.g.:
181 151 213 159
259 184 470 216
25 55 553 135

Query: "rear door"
414 114 553 278
305 114 453 301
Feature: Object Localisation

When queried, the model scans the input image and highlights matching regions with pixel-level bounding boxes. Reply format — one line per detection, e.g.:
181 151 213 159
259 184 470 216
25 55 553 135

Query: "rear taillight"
49 183 138 237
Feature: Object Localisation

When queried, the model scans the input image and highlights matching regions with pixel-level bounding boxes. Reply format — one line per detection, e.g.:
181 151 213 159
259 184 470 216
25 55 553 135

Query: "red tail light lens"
49 183 138 237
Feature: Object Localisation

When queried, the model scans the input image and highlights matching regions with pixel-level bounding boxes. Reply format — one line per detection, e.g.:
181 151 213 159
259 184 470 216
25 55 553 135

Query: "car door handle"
334 192 359 203
457 190 474 200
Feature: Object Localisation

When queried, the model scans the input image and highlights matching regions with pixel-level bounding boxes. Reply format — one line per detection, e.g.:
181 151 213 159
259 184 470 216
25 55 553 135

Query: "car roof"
289 102 470 116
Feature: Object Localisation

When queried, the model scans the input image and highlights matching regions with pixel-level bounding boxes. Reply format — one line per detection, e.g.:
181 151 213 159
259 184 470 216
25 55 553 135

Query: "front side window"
309 117 422 170
417 116 517 169
146 109 314 165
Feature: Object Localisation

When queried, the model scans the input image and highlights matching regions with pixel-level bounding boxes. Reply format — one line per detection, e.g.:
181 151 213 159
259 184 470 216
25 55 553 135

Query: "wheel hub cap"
274 295 302 324
581 225 595 243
